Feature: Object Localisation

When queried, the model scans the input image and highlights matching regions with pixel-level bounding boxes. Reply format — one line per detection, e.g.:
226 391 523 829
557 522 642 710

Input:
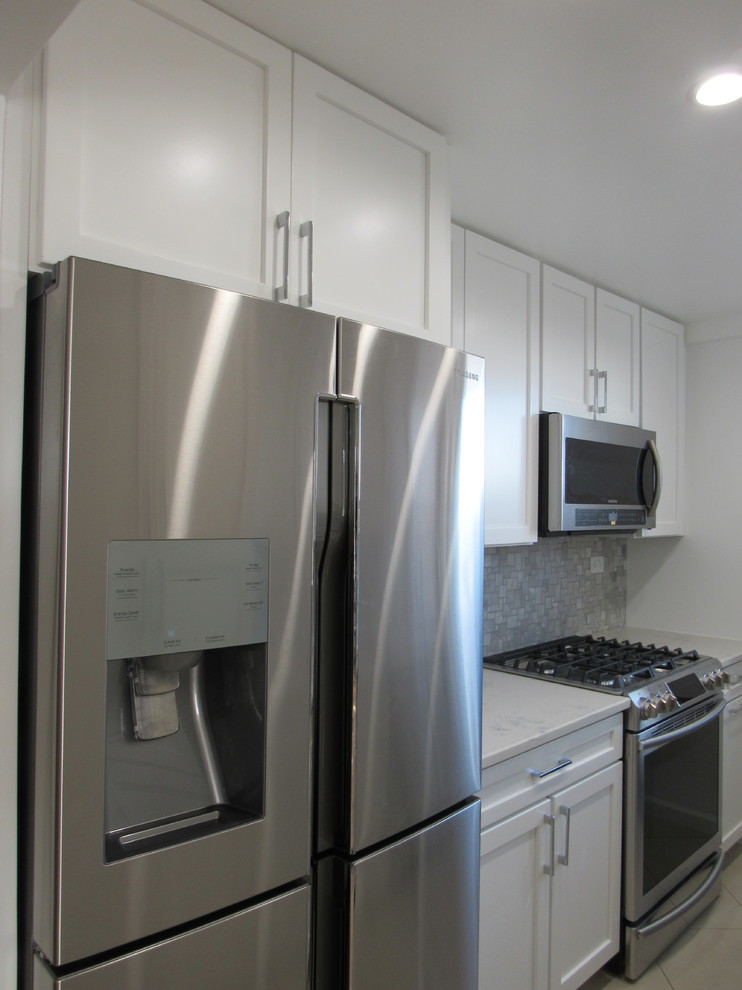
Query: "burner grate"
483 635 702 692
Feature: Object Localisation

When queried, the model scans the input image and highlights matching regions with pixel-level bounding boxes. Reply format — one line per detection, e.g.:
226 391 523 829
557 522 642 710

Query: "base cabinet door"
550 762 623 990
479 761 622 990
479 800 551 990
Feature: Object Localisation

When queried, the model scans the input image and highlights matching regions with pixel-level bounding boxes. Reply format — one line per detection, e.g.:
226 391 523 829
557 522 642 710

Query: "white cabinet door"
595 289 640 426
34 0 292 299
479 800 551 990
459 229 540 545
640 309 685 537
541 266 596 417
549 762 622 990
291 56 450 343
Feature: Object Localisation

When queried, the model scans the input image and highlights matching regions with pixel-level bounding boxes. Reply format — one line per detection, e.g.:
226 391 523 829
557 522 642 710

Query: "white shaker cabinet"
479 716 623 990
639 309 685 537
33 0 451 342
291 57 450 343
451 227 540 545
541 266 640 426
33 0 293 301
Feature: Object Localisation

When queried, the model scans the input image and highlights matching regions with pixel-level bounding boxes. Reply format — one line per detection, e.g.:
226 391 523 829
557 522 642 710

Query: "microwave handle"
644 439 662 518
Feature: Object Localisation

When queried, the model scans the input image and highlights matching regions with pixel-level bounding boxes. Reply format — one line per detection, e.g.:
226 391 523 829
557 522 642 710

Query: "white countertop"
481 668 628 770
600 626 742 666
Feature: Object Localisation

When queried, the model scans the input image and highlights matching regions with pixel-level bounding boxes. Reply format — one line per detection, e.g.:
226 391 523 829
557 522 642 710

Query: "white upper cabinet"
541 267 640 426
291 57 450 342
34 0 293 300
453 227 540 545
33 0 451 342
541 266 596 418
640 309 685 537
595 289 641 426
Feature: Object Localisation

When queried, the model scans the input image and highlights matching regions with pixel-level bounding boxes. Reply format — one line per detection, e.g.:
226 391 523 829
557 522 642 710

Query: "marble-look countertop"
600 626 742 667
481 669 628 770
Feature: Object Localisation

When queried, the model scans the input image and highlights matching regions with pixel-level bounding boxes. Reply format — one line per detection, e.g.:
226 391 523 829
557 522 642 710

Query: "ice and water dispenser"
104 539 268 860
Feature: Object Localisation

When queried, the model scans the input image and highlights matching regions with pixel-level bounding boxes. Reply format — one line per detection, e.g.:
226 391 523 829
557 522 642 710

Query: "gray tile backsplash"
482 536 627 656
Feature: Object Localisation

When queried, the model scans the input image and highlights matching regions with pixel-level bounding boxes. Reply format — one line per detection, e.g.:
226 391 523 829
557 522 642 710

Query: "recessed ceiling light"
694 71 742 107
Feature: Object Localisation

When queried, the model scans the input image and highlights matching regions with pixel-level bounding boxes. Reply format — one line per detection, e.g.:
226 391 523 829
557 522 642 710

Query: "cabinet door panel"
595 289 640 426
463 231 539 545
550 763 622 990
292 56 450 343
541 266 595 418
479 801 551 990
640 309 685 537
36 0 292 298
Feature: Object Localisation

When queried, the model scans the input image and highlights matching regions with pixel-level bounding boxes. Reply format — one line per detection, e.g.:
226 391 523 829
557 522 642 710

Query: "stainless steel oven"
622 692 726 979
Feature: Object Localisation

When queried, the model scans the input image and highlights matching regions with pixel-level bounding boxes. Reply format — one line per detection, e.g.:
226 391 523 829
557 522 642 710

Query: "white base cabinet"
451 226 540 545
479 717 623 990
33 0 450 342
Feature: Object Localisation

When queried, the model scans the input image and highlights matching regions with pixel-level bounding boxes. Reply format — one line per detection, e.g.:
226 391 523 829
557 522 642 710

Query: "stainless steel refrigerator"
20 258 484 989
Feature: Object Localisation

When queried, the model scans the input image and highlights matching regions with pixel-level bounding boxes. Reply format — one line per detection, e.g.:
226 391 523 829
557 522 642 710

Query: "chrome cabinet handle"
543 814 556 876
300 220 314 308
529 758 572 778
597 370 608 414
558 805 571 866
274 211 290 302
588 367 598 412
646 439 663 519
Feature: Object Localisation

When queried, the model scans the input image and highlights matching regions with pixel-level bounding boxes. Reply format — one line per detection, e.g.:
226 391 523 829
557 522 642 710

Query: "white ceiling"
207 0 742 326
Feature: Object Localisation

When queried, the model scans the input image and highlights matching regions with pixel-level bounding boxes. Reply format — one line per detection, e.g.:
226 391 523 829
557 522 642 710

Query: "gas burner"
484 635 708 697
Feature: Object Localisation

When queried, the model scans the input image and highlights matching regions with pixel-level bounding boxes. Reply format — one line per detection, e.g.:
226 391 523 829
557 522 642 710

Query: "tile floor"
579 844 742 990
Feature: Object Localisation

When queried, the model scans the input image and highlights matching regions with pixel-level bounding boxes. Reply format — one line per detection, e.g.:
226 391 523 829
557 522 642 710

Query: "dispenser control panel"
106 539 269 660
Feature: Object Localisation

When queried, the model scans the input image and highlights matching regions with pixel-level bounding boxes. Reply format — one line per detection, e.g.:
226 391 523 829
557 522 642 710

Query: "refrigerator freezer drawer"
316 800 480 990
33 885 310 990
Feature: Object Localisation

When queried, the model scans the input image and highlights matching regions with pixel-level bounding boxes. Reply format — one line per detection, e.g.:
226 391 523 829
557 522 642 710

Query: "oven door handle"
638 697 726 751
635 851 724 939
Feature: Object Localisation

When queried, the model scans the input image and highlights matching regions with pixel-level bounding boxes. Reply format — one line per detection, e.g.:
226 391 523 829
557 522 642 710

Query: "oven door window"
642 717 719 896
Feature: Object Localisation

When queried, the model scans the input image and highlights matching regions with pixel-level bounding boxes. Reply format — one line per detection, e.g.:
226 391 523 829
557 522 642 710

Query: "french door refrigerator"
21 258 484 990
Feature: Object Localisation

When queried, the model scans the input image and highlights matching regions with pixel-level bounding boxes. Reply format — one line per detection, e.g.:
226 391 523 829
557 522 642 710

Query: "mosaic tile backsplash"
482 536 627 656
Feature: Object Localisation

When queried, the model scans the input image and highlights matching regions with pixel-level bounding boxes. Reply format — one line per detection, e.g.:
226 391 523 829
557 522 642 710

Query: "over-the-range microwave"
539 412 662 535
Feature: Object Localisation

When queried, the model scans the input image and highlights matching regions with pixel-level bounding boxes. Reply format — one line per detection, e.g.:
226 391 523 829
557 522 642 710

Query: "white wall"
0 63 34 988
627 314 742 638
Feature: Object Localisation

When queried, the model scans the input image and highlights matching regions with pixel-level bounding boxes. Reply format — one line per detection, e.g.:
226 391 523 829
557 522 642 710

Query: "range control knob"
702 673 715 690
639 697 654 720
661 689 679 712
714 668 726 688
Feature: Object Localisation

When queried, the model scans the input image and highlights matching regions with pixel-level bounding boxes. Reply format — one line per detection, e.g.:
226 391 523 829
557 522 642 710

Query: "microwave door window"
565 438 644 505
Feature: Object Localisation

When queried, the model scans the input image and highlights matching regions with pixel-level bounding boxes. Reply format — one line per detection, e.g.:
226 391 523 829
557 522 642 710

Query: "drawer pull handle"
529 758 573 779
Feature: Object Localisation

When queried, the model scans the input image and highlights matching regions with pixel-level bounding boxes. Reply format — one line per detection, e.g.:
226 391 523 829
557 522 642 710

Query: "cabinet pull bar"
274 211 290 302
543 814 556 876
529 758 572 779
588 368 598 412
557 805 571 866
300 220 314 308
598 369 608 414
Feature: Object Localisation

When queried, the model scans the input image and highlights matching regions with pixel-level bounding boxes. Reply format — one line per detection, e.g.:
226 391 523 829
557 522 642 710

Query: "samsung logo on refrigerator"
454 368 479 381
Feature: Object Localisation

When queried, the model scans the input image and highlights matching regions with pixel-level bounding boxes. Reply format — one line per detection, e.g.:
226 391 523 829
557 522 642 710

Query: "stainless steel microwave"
539 412 662 535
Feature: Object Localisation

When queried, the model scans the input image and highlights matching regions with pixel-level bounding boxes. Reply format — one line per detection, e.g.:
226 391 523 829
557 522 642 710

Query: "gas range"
483 634 728 731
